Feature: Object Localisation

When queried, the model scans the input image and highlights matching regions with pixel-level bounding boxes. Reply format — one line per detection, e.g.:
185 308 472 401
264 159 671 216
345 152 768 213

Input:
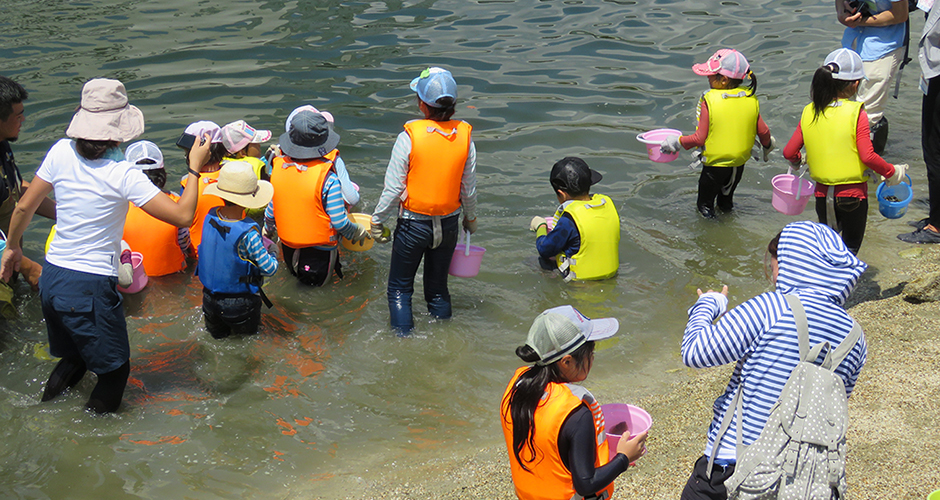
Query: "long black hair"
75 139 119 161
721 69 758 97
810 63 857 122
503 341 595 472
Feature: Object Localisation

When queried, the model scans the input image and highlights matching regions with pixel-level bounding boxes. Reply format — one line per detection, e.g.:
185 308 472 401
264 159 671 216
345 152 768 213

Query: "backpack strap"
705 382 744 478
786 294 861 370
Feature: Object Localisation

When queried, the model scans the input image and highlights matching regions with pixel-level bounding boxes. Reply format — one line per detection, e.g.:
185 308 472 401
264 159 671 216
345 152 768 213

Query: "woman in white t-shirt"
0 78 212 414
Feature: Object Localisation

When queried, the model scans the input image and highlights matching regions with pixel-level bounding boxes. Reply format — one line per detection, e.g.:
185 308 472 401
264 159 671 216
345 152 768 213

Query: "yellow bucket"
340 213 374 252
928 490 940 500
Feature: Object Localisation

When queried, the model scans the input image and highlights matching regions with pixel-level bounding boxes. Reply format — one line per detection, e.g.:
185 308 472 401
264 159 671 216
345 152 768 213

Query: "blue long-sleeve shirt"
236 228 278 277
534 213 580 270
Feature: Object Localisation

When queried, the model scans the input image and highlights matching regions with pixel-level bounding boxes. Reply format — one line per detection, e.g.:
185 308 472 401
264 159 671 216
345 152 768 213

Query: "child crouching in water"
660 49 775 218
197 161 278 338
782 48 906 254
529 157 620 282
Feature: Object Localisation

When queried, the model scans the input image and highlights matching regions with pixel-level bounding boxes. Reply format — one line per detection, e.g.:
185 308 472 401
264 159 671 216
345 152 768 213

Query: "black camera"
845 0 873 18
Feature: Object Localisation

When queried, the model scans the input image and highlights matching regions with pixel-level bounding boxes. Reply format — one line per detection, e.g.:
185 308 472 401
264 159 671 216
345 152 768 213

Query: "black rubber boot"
871 117 888 155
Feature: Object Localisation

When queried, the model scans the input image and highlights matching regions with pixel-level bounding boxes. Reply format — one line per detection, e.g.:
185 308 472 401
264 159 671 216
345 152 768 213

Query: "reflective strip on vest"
500 367 614 500
800 100 868 185
270 152 339 248
402 119 471 216
123 197 186 276
702 88 760 167
181 170 224 257
556 194 620 281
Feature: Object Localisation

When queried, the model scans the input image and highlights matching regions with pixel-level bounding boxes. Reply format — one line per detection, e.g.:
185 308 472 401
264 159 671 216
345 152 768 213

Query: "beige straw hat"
203 161 274 209
66 78 144 142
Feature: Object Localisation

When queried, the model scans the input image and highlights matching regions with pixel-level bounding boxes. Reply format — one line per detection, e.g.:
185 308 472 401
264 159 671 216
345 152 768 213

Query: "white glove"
762 136 776 162
349 223 370 244
884 163 908 187
371 221 390 244
529 216 547 232
462 216 478 235
118 241 133 288
660 135 682 154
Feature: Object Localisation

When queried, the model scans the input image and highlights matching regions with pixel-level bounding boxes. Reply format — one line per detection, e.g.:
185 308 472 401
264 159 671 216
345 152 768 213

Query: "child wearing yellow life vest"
221 119 272 181
529 157 620 282
782 48 907 255
122 140 192 276
660 49 775 218
370 67 478 335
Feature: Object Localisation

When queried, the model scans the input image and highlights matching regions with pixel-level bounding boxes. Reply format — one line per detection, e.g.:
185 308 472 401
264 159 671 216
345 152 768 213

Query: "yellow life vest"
500 366 614 500
402 119 471 216
223 156 266 179
555 194 620 281
701 88 759 167
800 99 868 185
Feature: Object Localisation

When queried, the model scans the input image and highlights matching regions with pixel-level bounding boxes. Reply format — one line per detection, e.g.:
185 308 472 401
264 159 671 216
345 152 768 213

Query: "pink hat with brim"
692 49 750 80
66 78 144 142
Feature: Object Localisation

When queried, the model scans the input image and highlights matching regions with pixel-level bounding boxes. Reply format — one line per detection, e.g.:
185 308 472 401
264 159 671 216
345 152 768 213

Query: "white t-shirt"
38 139 160 276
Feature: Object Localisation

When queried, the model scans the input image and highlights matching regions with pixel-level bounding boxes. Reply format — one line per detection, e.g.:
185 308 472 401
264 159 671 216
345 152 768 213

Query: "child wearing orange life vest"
500 306 648 500
263 110 370 287
122 140 192 276
782 48 907 255
370 67 478 335
177 121 227 258
659 49 775 218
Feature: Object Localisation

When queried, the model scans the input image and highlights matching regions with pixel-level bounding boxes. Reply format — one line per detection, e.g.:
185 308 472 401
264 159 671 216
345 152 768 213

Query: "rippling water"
0 0 926 498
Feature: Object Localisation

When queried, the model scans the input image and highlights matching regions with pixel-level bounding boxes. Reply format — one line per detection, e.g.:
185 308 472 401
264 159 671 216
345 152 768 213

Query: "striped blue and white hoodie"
682 221 868 462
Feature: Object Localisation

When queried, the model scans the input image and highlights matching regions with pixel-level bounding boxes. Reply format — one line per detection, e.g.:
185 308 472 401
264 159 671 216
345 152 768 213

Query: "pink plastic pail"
117 252 148 294
449 231 485 278
636 128 682 163
771 174 815 215
601 403 652 461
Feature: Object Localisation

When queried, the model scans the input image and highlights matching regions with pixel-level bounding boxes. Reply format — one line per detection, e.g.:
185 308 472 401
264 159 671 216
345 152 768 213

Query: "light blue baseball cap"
410 67 457 108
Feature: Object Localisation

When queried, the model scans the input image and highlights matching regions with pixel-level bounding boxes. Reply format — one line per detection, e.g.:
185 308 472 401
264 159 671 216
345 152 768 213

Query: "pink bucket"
117 252 148 294
449 231 486 278
636 128 681 163
601 403 652 461
771 173 814 215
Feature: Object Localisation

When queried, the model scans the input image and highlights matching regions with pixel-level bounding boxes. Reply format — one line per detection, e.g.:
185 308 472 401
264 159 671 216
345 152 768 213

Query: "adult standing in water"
898 2 940 243
371 67 478 335
0 78 212 413
837 0 909 153
500 306 648 500
679 221 867 499
0 76 57 288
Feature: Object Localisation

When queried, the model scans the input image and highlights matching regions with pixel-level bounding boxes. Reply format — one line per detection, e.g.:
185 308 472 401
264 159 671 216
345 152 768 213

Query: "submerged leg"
85 361 130 414
41 356 88 402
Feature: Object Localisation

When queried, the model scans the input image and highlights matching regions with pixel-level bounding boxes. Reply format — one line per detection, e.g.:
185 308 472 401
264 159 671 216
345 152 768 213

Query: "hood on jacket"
774 221 867 306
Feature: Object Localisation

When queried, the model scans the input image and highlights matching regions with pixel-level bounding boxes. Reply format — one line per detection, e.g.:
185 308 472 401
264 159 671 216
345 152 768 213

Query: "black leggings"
815 196 868 255
42 356 130 413
697 165 744 218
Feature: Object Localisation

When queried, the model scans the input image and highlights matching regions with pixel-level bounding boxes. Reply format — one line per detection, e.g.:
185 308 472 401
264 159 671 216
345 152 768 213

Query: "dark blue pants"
387 215 459 334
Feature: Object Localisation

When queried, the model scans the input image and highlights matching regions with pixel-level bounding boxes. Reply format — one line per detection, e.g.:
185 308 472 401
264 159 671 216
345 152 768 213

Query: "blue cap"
410 67 457 108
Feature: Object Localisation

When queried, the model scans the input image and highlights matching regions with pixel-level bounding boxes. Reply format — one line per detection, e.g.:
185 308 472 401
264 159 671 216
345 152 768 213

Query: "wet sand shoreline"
326 246 940 500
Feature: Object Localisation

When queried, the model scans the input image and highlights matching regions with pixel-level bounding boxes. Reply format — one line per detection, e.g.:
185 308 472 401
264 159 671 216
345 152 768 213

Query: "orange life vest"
500 367 614 500
123 193 186 276
402 119 471 216
270 151 339 248
181 169 224 256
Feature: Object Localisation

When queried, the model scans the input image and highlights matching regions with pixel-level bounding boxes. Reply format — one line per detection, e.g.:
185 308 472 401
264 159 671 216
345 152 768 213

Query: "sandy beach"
334 245 940 500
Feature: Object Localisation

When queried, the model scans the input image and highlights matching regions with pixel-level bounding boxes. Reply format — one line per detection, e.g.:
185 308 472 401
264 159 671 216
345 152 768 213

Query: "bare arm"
0 177 53 280
20 179 56 220
139 134 211 228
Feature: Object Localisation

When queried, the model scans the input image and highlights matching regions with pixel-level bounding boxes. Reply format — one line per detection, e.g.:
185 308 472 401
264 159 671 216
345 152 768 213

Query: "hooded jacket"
681 221 868 461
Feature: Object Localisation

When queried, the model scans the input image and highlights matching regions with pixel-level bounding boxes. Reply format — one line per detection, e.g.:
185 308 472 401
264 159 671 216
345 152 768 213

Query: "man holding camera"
837 0 910 154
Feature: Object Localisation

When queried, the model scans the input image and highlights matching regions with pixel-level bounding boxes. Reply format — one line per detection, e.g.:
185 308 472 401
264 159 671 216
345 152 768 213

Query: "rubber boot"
871 117 888 155
86 361 130 414
388 290 414 336
42 357 87 402
426 293 452 320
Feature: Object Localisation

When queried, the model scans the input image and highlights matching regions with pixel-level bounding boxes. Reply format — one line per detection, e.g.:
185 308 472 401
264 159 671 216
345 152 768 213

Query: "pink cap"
221 120 272 153
692 49 750 80
183 120 223 144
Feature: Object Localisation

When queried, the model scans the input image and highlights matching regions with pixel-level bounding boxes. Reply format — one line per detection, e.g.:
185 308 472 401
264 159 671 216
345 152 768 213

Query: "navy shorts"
39 262 129 374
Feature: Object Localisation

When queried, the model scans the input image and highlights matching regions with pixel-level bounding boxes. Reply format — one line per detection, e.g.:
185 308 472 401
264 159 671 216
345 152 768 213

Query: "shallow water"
0 0 927 498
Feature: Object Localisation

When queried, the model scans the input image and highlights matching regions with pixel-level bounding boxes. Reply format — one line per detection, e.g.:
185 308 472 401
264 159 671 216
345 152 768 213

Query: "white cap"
823 48 866 81
183 120 223 144
526 305 619 366
124 140 164 170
